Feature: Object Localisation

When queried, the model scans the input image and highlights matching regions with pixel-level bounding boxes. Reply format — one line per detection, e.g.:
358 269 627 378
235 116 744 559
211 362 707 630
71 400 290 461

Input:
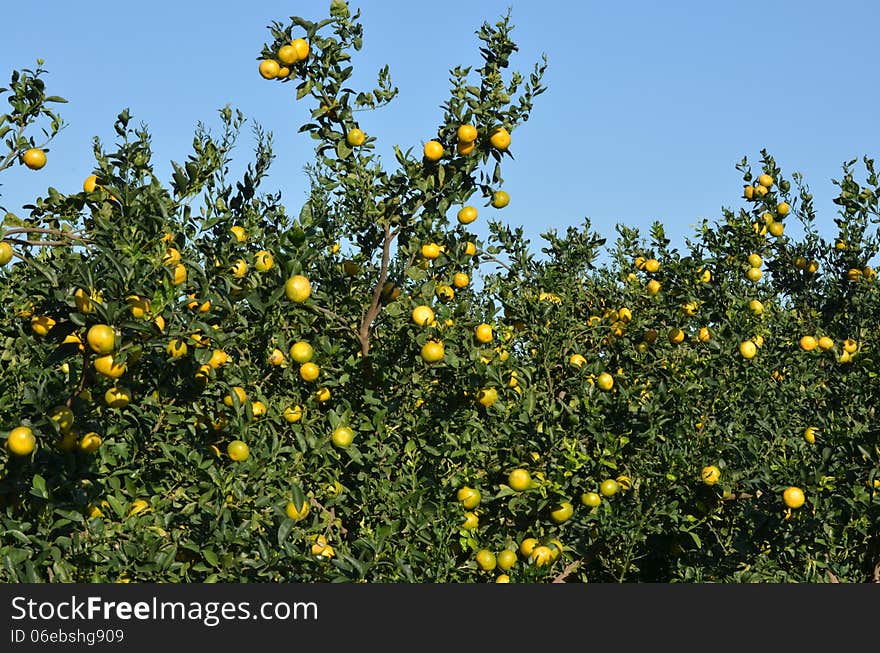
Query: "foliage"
0 1 878 583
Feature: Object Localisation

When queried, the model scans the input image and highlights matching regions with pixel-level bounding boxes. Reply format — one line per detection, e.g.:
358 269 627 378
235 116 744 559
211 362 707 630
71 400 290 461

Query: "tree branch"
358 222 396 357
4 227 89 242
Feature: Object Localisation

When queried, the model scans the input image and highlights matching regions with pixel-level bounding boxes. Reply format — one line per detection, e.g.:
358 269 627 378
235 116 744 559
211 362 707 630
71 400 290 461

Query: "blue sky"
2 0 879 258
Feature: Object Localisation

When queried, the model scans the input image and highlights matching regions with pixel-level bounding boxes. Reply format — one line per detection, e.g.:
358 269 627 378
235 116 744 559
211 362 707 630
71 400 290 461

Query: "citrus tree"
1 1 877 583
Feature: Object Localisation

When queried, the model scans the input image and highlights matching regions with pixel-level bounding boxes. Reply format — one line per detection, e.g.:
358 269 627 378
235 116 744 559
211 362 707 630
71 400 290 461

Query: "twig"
552 560 581 583
66 350 90 408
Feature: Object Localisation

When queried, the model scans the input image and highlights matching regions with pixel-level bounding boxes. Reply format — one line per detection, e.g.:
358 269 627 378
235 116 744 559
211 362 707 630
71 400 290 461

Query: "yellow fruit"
457 486 481 509
268 348 285 366
739 340 757 359
743 185 755 200
668 328 685 345
817 336 834 351
531 546 554 567
476 387 498 408
520 538 538 558
497 549 517 571
22 148 47 170
435 284 455 302
462 511 479 530
254 250 274 272
162 247 182 266
73 289 96 315
423 140 444 162
508 468 531 492
285 275 312 302
596 372 614 391
757 173 774 188
799 335 818 351
31 315 56 336
421 243 441 260
250 401 267 418
746 267 762 282
223 386 247 408
6 426 36 456
291 38 310 61
93 354 126 379
299 362 320 382
346 128 366 147
804 427 817 444
457 124 478 143
569 353 587 367
421 340 445 364
87 324 116 354
286 500 310 521
768 221 784 237
229 225 246 243
701 465 721 485
331 425 355 448
230 259 248 278
167 338 188 359
172 264 187 285
646 279 661 295
847 268 861 282
581 491 601 508
127 499 150 517
464 241 477 256
125 295 150 319
489 127 511 150
748 253 763 268
474 323 493 343
599 479 620 497
0 241 14 265
549 501 574 524
453 272 469 288
783 486 805 509
310 534 335 559
227 440 249 461
457 140 476 155
755 185 769 197
644 258 660 273
777 201 791 216
277 44 298 65
289 341 314 364
698 326 711 343
283 405 303 423
79 432 102 453
412 305 435 327
82 174 98 193
843 338 857 353
48 405 75 433
314 387 331 403
748 299 764 315
105 386 131 409
259 59 280 79
457 205 478 225
208 349 228 368
491 190 510 209
475 549 496 571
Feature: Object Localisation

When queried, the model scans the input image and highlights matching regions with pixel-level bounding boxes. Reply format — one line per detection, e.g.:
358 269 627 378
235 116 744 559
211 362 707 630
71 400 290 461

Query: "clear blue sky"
2 0 879 257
